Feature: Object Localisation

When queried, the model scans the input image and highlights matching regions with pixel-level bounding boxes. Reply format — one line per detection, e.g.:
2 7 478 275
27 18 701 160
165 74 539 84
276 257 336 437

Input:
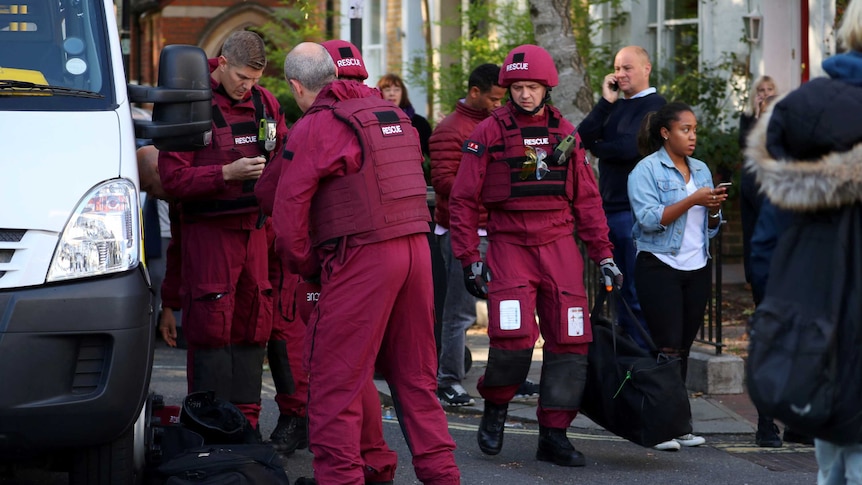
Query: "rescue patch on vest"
381 124 404 136
234 135 258 145
523 137 549 147
463 139 485 156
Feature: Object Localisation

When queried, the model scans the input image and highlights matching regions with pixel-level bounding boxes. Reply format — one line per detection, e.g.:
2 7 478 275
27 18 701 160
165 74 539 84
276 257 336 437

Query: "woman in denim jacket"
627 102 728 451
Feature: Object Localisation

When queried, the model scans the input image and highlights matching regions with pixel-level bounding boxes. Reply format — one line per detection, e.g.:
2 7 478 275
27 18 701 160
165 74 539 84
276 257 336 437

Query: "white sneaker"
653 439 681 451
675 433 706 447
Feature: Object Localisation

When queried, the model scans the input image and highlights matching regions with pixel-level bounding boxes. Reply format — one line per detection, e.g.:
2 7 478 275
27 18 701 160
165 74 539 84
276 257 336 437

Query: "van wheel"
69 422 141 485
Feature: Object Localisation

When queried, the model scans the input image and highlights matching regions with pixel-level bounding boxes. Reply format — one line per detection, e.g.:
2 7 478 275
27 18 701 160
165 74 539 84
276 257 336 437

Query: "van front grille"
0 230 25 243
0 229 24 280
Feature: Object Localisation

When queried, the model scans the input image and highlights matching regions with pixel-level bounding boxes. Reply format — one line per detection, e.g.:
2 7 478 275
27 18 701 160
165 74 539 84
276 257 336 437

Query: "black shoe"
513 379 540 399
477 401 508 455
783 427 814 445
437 383 475 407
755 418 782 448
270 415 309 454
536 426 586 467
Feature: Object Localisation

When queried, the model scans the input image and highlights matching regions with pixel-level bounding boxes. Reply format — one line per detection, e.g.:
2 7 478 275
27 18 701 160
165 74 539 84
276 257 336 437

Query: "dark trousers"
740 169 764 284
605 210 650 348
634 252 711 380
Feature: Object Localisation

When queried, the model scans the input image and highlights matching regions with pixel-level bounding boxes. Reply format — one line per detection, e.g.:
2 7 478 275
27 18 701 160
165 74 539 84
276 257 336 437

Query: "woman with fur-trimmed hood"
745 0 862 482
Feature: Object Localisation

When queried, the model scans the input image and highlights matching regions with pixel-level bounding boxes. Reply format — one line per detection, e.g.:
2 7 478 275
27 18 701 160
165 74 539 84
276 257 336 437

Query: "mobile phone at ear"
610 81 619 91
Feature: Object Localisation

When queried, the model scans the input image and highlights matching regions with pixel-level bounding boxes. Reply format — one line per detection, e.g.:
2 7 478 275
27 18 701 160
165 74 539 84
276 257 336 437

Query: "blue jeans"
605 210 650 348
436 232 487 387
816 439 862 485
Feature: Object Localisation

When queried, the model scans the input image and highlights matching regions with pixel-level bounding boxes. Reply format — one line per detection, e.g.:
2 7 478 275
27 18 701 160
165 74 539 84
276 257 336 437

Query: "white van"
0 0 210 481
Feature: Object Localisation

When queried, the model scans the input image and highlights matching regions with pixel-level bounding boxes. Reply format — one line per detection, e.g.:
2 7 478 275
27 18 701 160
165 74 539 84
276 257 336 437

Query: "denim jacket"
627 147 720 257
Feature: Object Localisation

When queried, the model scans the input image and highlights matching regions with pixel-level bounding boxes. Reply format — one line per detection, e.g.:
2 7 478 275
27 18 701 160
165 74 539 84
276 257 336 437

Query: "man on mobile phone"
578 45 666 349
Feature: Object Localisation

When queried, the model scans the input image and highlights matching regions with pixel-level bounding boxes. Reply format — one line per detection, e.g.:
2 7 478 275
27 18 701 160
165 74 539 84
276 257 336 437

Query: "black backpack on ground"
145 392 291 484
154 444 290 485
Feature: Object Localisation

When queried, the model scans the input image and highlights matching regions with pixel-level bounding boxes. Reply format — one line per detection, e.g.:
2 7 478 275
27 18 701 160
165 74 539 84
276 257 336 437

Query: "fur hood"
744 81 862 212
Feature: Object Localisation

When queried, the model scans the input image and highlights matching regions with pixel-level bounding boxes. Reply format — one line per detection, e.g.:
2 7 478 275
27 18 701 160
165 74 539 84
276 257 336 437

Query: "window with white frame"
647 0 700 78
341 0 385 84
363 0 384 84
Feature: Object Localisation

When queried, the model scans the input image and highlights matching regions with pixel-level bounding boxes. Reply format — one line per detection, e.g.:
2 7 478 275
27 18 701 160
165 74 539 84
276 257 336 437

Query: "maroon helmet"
498 44 558 88
321 39 368 81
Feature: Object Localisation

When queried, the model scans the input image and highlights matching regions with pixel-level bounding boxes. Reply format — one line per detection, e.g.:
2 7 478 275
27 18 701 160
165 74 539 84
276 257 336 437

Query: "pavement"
375 262 763 439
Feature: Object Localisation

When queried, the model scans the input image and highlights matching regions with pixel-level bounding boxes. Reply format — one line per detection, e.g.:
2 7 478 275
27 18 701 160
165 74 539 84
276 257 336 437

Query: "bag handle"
589 288 620 356
590 287 660 354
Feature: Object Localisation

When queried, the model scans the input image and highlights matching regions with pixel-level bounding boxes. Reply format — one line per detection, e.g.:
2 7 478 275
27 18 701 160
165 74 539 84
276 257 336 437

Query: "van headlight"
47 179 140 282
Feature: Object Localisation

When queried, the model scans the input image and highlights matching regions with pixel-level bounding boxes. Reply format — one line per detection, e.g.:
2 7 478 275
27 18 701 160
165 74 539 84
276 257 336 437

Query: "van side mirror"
128 44 212 151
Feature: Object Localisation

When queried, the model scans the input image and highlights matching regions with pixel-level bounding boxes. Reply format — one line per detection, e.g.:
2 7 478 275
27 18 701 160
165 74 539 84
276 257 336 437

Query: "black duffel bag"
155 444 291 485
581 289 692 447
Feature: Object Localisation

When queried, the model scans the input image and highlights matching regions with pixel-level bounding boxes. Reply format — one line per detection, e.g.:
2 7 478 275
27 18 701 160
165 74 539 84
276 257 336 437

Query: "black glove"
600 257 623 291
463 261 491 299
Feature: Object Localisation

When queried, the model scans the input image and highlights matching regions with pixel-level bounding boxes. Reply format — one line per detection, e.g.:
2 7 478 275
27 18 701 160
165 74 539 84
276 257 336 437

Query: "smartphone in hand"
610 81 619 91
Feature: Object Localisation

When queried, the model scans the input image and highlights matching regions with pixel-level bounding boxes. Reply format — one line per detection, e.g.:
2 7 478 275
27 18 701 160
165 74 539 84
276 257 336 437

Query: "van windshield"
0 0 114 110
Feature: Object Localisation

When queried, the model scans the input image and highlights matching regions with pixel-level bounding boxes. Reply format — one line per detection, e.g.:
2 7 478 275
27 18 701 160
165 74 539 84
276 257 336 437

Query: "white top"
654 177 708 271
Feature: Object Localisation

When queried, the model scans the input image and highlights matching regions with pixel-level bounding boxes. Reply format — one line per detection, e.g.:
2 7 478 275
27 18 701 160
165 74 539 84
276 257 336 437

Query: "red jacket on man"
429 100 489 230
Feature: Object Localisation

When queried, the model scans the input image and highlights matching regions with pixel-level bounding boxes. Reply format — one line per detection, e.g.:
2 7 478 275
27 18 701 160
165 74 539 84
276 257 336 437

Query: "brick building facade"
127 0 328 85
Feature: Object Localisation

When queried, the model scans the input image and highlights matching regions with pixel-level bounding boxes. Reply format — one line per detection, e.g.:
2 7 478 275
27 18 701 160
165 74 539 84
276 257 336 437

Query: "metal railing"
581 218 727 355
697 219 727 354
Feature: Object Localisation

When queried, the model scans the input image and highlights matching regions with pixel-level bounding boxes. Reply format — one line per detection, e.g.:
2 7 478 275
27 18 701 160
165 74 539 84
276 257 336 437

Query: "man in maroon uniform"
158 30 288 438
254 38 371 455
271 42 460 485
449 44 621 466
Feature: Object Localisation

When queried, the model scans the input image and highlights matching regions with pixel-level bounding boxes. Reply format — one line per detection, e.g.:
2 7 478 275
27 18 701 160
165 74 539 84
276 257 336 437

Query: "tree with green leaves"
256 0 329 124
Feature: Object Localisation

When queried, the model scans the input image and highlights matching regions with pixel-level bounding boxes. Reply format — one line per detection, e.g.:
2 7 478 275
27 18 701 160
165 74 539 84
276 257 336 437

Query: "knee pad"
231 344 266 404
267 340 296 395
192 347 232 400
539 351 587 410
483 347 533 387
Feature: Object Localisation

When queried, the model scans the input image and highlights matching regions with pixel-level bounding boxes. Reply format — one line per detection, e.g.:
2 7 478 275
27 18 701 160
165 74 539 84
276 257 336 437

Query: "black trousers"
634 251 711 380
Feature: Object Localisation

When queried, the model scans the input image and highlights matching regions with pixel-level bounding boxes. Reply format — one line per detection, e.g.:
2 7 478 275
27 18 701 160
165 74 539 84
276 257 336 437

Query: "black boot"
477 401 508 455
536 426 585 467
270 415 309 454
755 416 782 448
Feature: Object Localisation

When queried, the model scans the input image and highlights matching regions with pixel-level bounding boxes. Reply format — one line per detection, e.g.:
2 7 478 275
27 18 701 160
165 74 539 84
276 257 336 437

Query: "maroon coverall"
450 102 614 430
158 59 288 428
265 221 309 419
271 80 460 485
